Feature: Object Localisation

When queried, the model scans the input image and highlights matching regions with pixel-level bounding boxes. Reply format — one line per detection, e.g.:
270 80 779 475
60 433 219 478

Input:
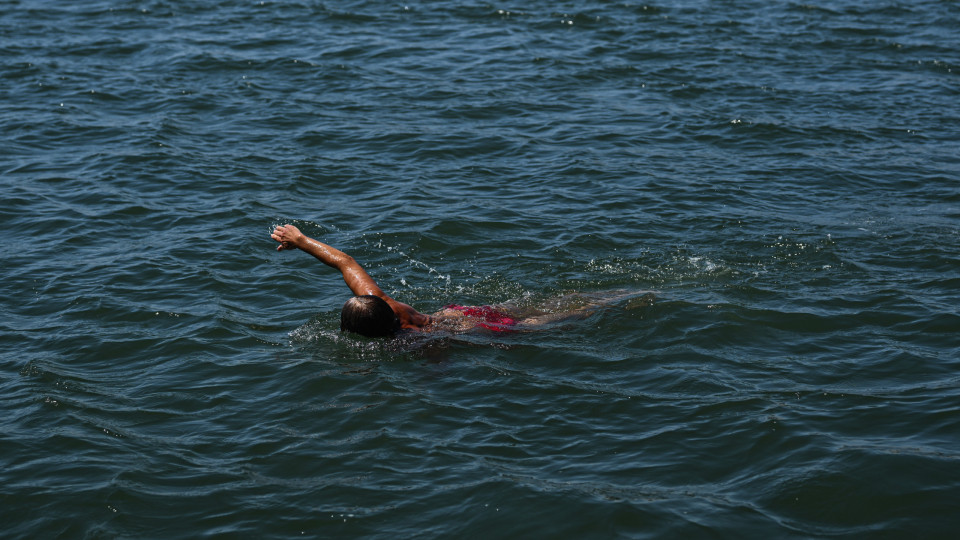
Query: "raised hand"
271 224 305 251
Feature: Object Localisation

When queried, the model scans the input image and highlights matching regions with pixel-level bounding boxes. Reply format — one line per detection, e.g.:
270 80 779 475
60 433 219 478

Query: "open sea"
2 0 959 537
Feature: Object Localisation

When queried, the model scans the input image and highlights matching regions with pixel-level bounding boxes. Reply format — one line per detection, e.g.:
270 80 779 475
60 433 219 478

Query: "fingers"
271 224 294 238
271 224 300 251
271 226 286 250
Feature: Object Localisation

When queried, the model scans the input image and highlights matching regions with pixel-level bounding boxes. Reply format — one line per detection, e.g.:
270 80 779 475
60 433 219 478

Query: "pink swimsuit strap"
445 305 518 332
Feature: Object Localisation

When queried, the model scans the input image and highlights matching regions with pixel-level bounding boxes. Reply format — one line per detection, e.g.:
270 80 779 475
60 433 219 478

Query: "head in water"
340 295 400 337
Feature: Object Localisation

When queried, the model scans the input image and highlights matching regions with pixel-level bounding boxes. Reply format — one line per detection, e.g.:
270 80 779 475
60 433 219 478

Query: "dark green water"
2 1 958 537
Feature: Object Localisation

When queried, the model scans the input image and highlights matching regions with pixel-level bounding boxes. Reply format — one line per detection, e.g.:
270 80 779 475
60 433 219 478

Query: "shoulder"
386 299 431 330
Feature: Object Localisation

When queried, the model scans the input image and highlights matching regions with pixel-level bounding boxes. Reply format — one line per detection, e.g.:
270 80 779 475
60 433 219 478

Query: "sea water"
2 1 958 537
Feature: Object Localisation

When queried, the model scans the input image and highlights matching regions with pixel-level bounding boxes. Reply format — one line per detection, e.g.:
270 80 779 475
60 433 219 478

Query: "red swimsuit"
445 305 518 332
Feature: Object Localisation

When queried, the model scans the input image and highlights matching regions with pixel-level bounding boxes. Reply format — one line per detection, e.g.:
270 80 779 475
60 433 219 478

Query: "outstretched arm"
270 224 430 329
271 224 383 297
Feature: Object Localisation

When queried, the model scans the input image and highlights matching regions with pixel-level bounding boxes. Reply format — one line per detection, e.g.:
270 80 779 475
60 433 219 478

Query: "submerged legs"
496 290 654 329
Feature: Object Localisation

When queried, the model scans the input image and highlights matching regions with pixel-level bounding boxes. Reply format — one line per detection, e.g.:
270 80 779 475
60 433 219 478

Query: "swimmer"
271 224 650 337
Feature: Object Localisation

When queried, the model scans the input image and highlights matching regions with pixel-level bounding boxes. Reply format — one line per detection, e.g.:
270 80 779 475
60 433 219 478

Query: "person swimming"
271 224 647 337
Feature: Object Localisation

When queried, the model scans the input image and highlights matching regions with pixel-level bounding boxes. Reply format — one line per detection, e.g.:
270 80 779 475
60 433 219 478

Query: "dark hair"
340 295 400 337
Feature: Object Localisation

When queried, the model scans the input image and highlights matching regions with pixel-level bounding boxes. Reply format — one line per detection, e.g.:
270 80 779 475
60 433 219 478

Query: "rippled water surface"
2 0 959 537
